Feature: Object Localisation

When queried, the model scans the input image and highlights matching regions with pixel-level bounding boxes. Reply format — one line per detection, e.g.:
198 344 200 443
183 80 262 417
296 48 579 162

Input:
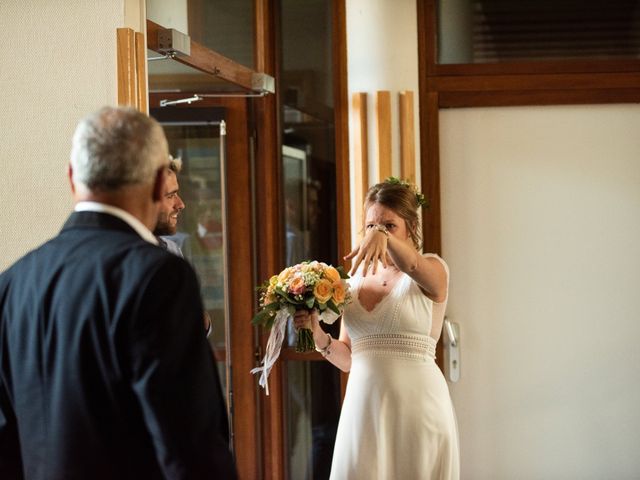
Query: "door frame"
254 1 350 478
416 0 640 366
148 93 258 479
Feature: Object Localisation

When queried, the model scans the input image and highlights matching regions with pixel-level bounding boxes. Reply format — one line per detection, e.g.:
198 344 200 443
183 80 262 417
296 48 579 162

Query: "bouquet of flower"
250 261 350 394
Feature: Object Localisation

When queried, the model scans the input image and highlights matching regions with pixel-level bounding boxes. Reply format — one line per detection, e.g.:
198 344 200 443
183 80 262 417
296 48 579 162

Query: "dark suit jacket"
0 212 236 479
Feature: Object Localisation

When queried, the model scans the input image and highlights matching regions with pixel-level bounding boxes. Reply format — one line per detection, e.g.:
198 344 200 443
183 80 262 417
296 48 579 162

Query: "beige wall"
346 0 421 243
440 104 640 478
0 1 124 271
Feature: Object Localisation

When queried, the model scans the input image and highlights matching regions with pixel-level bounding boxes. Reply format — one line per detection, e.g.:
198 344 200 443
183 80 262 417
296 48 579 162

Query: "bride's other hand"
293 309 320 331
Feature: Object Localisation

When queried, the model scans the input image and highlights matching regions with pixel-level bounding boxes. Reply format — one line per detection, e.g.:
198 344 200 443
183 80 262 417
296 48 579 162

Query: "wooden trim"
146 19 256 92
117 28 137 108
434 59 640 77
421 91 444 369
439 88 640 108
420 91 441 257
428 72 640 93
254 2 285 479
220 97 258 480
134 32 148 114
399 91 416 184
351 92 368 241
375 91 392 182
334 0 352 269
417 0 436 74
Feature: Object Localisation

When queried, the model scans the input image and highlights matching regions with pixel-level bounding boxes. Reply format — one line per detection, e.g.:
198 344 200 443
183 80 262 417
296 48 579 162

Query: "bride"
295 178 460 479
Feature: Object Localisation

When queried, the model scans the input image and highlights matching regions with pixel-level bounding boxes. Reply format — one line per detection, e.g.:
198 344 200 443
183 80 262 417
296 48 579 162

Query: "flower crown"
384 176 427 208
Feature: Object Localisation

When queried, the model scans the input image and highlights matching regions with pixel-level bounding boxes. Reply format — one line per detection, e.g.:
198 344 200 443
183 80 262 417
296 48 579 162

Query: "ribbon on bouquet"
250 307 290 395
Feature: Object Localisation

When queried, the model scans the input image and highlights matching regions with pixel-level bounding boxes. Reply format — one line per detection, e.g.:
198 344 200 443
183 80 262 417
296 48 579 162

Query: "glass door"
150 107 234 445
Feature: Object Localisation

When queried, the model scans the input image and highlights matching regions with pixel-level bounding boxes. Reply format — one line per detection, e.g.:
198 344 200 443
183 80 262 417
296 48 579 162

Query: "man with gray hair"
0 106 236 479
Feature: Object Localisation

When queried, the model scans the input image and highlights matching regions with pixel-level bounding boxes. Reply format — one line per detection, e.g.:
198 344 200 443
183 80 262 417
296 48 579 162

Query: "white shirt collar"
74 201 159 245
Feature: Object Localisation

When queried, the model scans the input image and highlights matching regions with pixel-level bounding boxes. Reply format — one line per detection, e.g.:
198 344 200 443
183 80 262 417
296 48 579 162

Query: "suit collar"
71 202 158 245
62 211 148 240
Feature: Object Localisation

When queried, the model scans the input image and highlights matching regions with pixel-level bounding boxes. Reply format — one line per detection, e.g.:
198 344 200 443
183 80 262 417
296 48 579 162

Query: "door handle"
445 317 457 347
443 317 460 382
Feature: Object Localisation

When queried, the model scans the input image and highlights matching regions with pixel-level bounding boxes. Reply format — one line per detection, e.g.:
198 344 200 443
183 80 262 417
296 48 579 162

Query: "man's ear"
152 167 166 202
67 164 76 194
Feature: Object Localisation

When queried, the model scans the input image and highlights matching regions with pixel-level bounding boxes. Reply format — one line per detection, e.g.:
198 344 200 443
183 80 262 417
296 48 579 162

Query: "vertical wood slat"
422 91 441 255
254 1 285 480
376 91 392 181
421 90 444 366
134 32 148 114
117 28 138 108
333 0 352 270
351 92 369 239
399 90 416 183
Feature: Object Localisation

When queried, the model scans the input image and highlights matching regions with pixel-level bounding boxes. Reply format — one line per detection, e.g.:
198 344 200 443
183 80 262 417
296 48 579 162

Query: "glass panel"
438 0 640 64
151 119 231 406
146 0 255 69
285 361 341 480
280 1 342 479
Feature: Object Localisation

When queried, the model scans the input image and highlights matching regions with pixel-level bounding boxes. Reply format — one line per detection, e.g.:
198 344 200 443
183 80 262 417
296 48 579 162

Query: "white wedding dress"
330 255 459 480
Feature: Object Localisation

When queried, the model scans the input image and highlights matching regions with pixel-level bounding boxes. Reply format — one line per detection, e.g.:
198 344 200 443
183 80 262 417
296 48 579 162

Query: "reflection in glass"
280 1 342 479
438 0 640 64
155 122 230 401
285 361 341 480
146 0 254 68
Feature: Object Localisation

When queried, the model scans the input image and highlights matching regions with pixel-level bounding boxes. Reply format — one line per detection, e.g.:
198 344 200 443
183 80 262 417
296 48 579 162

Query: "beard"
154 212 177 236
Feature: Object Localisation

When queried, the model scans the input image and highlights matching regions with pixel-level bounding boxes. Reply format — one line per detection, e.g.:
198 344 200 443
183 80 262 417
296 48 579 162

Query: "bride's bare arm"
386 235 448 302
344 226 447 303
294 310 352 372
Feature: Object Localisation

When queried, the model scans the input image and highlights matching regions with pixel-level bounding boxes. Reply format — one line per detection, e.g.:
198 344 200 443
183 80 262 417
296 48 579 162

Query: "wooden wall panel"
117 28 137 108
399 90 416 183
375 91 392 181
351 92 369 237
134 32 148 114
117 28 148 113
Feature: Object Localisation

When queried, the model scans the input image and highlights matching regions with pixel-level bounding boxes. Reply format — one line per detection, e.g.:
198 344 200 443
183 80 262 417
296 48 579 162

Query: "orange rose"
331 281 346 305
313 279 333 304
324 266 341 284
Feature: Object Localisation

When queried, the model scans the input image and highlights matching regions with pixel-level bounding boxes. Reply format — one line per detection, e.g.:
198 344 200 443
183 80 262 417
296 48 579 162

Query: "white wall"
346 0 421 244
440 104 640 479
0 1 125 271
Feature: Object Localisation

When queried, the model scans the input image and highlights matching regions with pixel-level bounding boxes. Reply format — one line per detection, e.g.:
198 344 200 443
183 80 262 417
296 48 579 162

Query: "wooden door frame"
254 1 285 479
417 0 640 364
254 0 350 478
148 93 258 480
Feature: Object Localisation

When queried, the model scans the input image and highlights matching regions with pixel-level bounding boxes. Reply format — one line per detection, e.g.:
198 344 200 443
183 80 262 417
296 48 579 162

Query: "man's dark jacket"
0 212 236 479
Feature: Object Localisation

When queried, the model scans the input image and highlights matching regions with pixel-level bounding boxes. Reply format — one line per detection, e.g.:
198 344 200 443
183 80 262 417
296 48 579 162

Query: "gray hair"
70 106 168 190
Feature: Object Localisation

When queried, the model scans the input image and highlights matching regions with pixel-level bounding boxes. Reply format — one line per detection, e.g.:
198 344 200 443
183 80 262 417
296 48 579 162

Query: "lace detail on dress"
352 333 437 361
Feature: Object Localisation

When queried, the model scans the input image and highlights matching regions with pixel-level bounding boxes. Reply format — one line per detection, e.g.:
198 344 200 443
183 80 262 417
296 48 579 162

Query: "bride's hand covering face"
344 202 412 276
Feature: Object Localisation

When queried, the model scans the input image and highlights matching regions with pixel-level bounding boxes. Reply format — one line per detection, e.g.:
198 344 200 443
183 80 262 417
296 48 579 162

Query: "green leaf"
305 296 316 309
251 308 275 326
275 286 304 306
336 265 350 279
